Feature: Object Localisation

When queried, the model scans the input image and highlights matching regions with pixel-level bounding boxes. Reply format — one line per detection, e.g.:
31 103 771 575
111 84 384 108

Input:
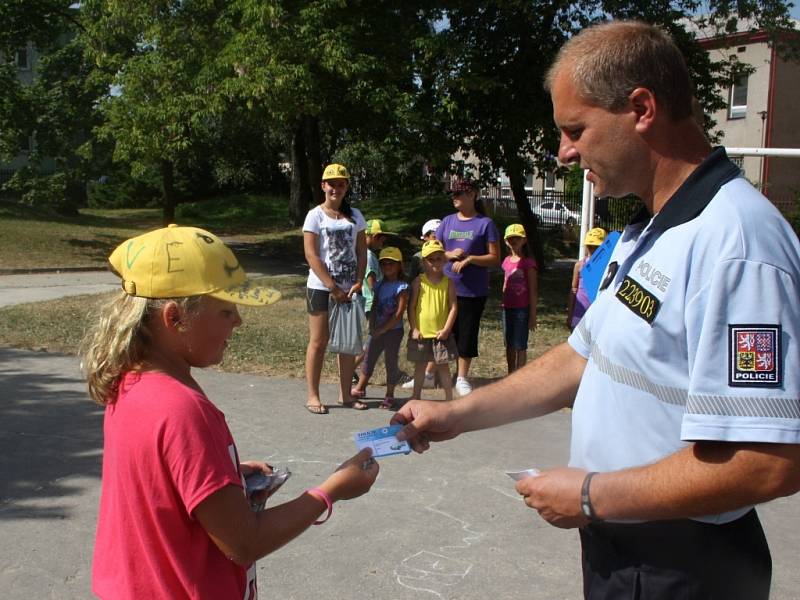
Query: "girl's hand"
240 461 273 477
447 248 465 261
412 328 421 340
330 286 349 304
435 328 450 340
348 281 362 299
451 256 471 274
240 461 274 504
529 316 538 331
322 449 379 501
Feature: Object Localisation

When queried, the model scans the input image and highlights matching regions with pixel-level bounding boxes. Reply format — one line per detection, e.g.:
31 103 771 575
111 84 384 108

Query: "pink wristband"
305 488 333 525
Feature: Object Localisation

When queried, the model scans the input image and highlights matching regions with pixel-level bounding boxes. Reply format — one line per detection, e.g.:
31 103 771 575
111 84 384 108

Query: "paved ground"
0 271 120 308
1 271 799 599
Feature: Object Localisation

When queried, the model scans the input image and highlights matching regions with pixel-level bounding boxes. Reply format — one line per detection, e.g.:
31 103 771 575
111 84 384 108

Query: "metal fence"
482 188 641 232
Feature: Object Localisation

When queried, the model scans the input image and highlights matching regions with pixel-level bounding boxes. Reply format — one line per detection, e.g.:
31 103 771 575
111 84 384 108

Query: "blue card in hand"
354 425 411 458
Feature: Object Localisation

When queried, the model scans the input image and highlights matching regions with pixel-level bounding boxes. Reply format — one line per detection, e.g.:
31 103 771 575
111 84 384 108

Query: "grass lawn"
0 193 576 382
0 192 578 270
0 202 163 270
0 195 298 271
0 271 573 383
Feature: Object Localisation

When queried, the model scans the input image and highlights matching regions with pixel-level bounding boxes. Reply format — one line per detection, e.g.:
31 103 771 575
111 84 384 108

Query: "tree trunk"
506 157 545 269
289 119 312 226
304 115 323 206
161 159 176 226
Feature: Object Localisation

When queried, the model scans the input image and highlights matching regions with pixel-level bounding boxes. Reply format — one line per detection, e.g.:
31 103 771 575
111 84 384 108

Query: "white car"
530 200 581 228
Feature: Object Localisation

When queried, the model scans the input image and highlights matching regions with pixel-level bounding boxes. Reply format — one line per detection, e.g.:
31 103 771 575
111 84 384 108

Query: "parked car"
530 200 581 228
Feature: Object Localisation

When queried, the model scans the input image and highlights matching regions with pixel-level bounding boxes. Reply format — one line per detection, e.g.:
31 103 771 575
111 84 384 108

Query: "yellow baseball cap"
322 163 350 180
379 246 402 262
583 227 607 247
421 239 446 258
504 223 527 239
108 225 281 306
365 219 394 236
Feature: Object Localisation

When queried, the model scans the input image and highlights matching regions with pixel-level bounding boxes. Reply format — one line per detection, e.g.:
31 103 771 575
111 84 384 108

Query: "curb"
0 266 109 276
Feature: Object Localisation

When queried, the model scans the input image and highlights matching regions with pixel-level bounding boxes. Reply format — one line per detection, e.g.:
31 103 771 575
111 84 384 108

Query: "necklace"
321 204 342 219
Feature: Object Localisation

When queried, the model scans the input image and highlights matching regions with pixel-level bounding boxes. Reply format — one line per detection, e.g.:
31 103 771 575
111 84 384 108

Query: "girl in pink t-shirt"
501 224 539 374
82 225 378 600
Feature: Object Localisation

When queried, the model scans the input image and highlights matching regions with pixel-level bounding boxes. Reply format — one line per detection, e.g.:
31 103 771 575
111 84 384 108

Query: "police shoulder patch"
728 324 782 388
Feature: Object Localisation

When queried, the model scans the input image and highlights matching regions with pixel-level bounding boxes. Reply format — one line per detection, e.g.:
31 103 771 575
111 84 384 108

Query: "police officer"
391 20 800 599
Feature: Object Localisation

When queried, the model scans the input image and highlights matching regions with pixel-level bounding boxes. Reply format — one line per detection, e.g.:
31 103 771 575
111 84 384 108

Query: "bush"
1 168 82 215
87 169 161 208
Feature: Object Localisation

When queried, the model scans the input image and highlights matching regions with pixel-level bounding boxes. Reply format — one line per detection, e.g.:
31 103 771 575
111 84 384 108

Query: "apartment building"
698 24 800 209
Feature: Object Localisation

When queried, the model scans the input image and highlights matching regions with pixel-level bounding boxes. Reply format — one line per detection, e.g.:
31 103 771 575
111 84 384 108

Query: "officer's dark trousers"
580 509 771 600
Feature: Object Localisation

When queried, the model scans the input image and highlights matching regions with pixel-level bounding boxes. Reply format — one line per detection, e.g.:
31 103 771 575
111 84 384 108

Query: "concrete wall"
766 54 800 203
708 41 772 186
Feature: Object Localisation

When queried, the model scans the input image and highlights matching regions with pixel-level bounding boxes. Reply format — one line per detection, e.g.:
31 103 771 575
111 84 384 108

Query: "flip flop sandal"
305 403 328 415
341 399 368 410
380 397 395 409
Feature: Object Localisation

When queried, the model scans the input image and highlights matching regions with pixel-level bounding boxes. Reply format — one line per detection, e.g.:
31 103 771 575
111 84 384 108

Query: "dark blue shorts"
502 307 529 350
306 288 329 313
580 509 770 600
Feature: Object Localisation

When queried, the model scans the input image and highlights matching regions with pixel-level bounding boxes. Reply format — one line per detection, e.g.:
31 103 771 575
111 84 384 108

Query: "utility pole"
758 110 768 193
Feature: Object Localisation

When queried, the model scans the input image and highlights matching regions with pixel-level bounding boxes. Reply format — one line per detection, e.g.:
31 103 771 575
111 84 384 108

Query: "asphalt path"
1 272 799 599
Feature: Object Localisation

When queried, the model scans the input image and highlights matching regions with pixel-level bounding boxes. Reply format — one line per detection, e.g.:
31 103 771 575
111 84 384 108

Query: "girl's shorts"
502 307 530 351
407 336 458 363
306 288 329 313
454 296 488 358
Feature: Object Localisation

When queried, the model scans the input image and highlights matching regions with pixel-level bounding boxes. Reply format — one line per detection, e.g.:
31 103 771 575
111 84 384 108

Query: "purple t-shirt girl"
436 213 500 297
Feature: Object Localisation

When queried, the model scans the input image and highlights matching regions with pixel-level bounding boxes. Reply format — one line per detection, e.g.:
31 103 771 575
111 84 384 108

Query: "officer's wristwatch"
580 471 601 522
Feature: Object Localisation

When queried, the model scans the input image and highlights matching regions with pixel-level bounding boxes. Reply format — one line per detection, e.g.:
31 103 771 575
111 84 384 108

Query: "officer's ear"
629 87 657 133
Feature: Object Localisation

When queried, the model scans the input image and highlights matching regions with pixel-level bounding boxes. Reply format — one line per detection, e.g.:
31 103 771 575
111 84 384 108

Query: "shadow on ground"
0 348 103 520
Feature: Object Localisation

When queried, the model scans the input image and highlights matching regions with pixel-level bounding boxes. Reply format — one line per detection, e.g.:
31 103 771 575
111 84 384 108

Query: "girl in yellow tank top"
407 240 458 401
417 274 451 337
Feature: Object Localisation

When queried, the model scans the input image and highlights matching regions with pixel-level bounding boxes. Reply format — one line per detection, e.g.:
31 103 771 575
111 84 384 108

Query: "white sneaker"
455 376 472 396
401 373 435 389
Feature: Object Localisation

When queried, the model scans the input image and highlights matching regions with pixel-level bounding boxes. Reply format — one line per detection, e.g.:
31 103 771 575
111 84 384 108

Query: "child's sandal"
381 396 395 409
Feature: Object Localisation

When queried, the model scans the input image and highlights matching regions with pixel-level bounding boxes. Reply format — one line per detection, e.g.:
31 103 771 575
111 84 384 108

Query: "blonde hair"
81 291 201 405
545 20 694 120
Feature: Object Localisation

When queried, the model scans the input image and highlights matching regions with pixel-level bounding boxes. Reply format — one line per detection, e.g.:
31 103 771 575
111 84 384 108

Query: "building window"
16 46 30 70
729 74 748 119
544 170 556 190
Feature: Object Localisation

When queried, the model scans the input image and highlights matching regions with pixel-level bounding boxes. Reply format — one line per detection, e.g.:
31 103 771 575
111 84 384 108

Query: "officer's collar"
626 147 741 233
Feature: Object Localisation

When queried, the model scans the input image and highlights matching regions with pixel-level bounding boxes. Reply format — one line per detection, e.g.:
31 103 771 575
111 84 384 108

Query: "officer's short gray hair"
545 20 694 121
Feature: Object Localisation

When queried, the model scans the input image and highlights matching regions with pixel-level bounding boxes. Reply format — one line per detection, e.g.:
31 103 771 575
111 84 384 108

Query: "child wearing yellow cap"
406 240 458 401
303 163 368 413
351 246 409 408
567 227 607 330
82 225 378 599
501 224 539 374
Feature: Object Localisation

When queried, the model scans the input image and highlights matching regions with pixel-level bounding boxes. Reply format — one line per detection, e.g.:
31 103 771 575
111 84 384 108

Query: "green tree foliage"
220 0 436 224
0 2 101 213
414 1 797 266
81 0 235 224
2 0 797 228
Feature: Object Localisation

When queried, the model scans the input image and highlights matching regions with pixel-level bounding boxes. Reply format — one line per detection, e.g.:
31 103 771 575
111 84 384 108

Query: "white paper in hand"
505 468 541 481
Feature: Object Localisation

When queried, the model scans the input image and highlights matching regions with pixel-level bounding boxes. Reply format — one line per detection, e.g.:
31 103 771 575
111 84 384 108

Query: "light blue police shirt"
567 148 800 524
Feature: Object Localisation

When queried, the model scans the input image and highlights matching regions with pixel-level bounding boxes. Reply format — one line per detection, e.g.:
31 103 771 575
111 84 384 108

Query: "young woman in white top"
302 163 368 413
